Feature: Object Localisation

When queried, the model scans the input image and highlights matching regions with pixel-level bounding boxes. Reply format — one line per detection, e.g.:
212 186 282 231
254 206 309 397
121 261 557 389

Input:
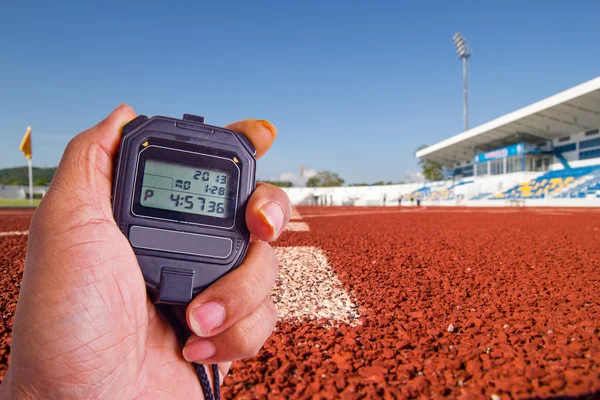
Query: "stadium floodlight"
452 32 471 132
452 32 471 58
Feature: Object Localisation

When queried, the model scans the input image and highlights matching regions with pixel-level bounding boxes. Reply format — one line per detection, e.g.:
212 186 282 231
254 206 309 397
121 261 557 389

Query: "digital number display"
139 159 231 218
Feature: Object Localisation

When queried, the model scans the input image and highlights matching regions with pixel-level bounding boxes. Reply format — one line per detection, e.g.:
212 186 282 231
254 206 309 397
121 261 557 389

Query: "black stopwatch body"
112 114 256 305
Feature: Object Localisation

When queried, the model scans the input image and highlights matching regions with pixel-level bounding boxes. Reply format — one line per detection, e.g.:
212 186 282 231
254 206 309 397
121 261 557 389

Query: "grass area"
0 198 41 207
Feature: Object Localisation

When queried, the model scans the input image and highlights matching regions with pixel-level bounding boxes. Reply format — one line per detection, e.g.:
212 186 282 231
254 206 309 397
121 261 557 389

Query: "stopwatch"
112 114 256 305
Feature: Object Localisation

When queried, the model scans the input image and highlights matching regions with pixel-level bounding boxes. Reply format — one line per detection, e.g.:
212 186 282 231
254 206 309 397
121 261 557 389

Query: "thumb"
42 104 136 220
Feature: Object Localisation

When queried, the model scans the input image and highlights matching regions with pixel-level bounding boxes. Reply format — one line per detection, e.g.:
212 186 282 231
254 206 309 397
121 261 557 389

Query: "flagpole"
19 126 33 205
28 158 33 205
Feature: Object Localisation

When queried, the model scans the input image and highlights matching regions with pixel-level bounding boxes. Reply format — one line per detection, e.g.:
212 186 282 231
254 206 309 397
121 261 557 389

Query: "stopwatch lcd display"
131 144 239 228
140 159 231 219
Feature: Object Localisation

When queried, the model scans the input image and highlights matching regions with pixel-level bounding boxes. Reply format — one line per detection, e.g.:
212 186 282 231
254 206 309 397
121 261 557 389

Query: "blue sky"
1 0 599 184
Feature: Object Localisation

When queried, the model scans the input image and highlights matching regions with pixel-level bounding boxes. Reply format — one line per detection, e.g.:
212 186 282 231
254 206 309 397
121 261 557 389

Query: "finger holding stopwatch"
185 241 278 339
225 119 278 159
246 182 292 241
183 298 277 363
225 119 291 240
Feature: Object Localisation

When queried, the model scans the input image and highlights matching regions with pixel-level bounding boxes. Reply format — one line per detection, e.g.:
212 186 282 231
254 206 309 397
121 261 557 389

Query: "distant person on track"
0 105 292 399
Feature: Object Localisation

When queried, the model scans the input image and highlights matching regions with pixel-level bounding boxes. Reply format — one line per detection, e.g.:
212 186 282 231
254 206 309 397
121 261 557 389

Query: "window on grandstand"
554 143 576 153
579 138 600 150
558 136 571 143
463 165 474 177
476 163 488 176
490 159 504 175
506 155 522 173
585 129 599 137
525 155 548 172
580 149 600 160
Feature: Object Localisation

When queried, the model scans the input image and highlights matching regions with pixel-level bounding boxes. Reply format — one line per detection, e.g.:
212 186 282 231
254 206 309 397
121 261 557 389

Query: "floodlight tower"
452 32 471 132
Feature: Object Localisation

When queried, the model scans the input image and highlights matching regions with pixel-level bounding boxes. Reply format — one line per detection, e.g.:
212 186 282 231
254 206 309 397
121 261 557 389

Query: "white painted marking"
0 231 29 237
272 246 361 326
300 209 419 218
285 222 310 231
290 207 303 220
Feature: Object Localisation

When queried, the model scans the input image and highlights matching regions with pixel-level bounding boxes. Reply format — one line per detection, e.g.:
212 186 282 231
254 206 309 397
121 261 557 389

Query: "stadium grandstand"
285 77 600 207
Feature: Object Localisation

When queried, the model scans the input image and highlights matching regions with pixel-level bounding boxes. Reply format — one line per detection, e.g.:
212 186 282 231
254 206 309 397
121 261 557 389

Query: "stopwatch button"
182 114 206 124
158 267 195 305
122 115 149 136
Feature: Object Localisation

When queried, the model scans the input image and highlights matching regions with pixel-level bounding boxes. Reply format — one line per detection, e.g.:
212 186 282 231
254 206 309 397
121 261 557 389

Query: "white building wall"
551 127 600 166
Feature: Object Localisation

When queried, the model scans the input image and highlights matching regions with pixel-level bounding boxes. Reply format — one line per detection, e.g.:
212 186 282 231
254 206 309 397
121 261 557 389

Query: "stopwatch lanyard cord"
157 304 221 400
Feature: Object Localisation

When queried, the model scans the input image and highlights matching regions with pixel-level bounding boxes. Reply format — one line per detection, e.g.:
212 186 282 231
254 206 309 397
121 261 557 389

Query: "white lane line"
272 246 361 326
300 209 419 218
0 231 29 237
290 207 303 220
297 207 583 218
285 222 310 232
535 211 573 215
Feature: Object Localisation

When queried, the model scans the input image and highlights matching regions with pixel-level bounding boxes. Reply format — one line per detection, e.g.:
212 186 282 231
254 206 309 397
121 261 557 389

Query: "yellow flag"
19 126 32 159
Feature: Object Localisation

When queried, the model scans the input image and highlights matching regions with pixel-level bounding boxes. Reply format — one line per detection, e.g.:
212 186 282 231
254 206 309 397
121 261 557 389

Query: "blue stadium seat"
491 165 600 200
403 181 474 202
557 168 600 198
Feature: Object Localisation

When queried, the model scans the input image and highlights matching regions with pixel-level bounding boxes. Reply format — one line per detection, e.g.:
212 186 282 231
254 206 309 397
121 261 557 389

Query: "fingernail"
259 201 285 238
257 119 277 137
183 340 216 362
190 301 226 336
186 335 202 345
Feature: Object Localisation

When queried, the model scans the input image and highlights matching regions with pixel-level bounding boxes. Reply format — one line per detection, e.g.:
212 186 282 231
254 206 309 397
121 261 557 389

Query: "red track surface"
1 206 600 399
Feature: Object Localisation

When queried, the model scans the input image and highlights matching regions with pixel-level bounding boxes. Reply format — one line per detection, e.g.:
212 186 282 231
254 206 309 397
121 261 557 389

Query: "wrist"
0 370 30 400
0 378 13 400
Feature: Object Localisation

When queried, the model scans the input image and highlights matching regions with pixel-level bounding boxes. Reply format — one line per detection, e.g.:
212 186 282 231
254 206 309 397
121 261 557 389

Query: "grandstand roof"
416 77 600 166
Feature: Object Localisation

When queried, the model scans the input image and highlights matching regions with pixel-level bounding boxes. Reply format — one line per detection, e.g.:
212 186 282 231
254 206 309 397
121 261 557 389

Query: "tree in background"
416 145 444 182
259 181 293 188
306 171 345 187
34 177 49 186
372 181 394 186
0 167 56 185
347 180 404 187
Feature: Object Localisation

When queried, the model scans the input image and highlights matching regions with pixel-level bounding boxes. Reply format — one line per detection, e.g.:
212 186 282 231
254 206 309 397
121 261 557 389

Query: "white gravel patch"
285 222 310 232
272 246 361 326
0 231 29 237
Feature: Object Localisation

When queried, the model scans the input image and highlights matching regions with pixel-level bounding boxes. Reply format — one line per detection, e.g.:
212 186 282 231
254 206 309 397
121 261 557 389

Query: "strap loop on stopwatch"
157 304 220 400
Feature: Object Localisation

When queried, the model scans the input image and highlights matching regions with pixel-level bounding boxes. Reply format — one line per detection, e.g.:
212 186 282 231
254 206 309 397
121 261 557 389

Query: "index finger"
225 119 277 159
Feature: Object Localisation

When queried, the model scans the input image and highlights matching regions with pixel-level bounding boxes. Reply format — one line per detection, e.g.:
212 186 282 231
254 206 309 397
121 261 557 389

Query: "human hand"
0 105 291 399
